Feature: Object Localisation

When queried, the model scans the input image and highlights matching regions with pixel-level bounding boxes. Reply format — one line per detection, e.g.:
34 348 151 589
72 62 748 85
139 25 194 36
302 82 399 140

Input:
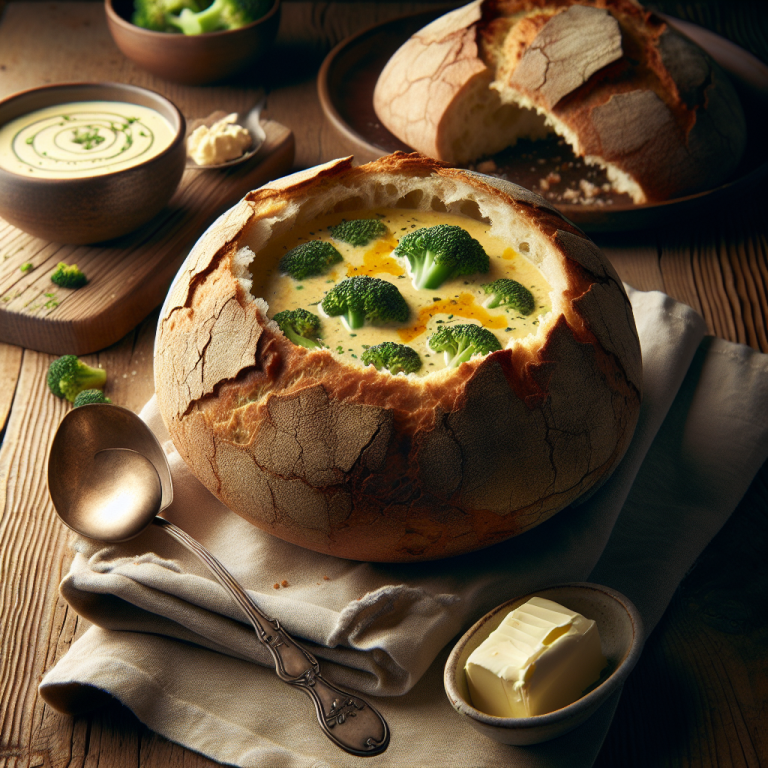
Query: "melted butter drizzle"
399 292 508 344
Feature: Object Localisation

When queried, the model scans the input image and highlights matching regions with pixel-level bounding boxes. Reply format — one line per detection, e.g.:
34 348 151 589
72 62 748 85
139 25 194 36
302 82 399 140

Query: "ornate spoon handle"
154 517 390 756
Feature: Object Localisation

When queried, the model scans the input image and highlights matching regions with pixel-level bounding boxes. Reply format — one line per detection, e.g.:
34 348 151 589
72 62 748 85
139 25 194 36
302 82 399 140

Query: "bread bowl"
154 152 641 562
373 0 747 204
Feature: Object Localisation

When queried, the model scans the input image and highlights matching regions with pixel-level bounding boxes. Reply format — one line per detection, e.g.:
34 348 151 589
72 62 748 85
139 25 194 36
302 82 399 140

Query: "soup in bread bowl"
154 152 641 562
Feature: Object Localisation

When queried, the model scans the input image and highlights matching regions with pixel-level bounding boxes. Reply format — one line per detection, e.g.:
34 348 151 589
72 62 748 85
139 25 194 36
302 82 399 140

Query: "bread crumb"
323 575 330 581
579 179 599 199
475 159 497 173
273 583 280 589
538 171 562 192
281 580 289 587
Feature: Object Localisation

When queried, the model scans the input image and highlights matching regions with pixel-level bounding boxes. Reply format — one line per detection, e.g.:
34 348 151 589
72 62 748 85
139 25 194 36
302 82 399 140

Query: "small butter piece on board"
465 596 606 718
187 114 252 166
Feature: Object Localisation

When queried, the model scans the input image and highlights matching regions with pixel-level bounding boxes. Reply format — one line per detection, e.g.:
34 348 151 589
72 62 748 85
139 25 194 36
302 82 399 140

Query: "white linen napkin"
39 286 768 768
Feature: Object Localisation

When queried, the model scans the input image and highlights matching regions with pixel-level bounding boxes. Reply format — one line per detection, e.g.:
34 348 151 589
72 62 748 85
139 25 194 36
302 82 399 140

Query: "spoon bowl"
47 403 390 757
66 449 162 541
48 404 173 531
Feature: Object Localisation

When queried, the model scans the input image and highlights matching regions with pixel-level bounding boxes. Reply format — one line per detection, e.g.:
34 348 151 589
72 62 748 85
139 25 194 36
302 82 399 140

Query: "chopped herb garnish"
71 126 105 150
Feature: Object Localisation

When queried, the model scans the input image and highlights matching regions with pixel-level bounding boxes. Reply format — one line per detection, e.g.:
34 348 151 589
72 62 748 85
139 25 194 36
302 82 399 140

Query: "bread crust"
373 0 747 203
155 152 642 562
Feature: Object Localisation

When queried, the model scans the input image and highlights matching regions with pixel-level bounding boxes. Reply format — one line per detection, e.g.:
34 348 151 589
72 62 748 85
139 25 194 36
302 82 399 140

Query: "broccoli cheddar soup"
0 101 176 178
250 208 552 376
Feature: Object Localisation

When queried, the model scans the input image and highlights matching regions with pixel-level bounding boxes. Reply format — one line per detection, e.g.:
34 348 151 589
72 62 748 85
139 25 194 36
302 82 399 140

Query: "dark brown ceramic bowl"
105 0 282 85
0 82 185 244
444 583 644 745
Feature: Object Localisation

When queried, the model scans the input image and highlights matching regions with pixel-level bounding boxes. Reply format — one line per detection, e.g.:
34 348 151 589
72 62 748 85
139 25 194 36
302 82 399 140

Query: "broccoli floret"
132 0 201 31
427 323 501 368
50 262 88 289
482 278 535 315
329 218 388 247
272 308 325 350
393 224 490 291
279 241 343 281
167 0 271 34
320 276 409 331
73 389 112 407
20 262 33 274
47 355 107 402
361 341 422 375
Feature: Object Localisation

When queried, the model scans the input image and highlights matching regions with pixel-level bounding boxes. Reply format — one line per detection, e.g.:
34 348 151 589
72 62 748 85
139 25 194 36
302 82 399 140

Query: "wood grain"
0 342 22 434
0 3 766 768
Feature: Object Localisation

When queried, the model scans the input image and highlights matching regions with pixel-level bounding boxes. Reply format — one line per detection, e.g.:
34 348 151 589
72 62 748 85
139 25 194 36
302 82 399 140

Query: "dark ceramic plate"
317 10 768 233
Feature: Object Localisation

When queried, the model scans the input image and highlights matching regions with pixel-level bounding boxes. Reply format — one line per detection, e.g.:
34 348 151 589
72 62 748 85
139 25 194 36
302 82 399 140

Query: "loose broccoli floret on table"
272 308 325 350
132 0 201 31
279 240 343 281
167 0 271 34
47 355 107 402
73 389 112 407
320 275 409 331
50 262 88 289
427 323 501 368
361 341 422 375
329 218 388 247
20 263 33 274
393 224 489 291
482 278 535 315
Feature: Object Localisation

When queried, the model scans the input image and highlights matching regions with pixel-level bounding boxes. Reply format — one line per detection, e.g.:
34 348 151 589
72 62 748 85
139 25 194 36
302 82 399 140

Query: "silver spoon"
185 96 267 170
47 404 390 757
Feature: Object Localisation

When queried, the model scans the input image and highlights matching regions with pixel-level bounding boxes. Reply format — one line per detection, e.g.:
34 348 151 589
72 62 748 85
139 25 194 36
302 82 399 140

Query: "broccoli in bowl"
132 0 272 34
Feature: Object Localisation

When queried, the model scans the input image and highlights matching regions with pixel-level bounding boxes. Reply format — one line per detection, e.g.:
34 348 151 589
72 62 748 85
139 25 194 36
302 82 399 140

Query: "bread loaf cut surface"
373 0 747 204
155 152 642 562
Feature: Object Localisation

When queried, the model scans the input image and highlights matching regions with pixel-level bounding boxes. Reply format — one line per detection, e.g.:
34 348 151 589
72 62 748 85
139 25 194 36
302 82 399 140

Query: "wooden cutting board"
0 119 294 355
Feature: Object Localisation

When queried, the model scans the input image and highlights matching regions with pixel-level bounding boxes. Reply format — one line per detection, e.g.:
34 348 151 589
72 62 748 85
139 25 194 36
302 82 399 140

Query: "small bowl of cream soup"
0 82 185 244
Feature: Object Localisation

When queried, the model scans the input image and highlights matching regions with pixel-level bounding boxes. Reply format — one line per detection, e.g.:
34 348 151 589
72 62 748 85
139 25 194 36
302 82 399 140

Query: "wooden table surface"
1 2 766 766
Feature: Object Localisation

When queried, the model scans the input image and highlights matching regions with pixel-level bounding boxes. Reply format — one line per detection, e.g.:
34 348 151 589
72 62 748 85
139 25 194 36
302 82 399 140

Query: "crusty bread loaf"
154 152 642 562
373 0 746 203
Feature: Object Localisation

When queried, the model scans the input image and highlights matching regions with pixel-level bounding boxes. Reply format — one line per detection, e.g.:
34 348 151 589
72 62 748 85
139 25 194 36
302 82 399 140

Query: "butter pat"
187 114 252 166
465 597 606 718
